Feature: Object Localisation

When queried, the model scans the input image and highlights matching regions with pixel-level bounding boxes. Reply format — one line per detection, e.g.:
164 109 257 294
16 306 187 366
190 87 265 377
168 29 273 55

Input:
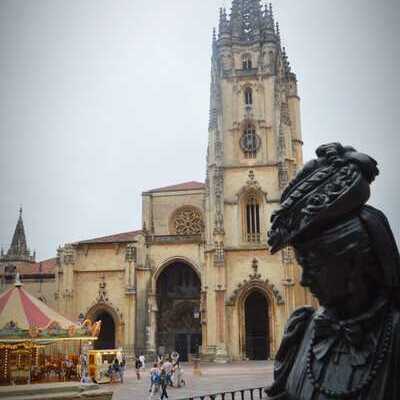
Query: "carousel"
0 274 101 385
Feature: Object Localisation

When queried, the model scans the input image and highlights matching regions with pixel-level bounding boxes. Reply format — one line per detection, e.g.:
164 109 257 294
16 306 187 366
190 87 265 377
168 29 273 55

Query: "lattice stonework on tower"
172 207 203 235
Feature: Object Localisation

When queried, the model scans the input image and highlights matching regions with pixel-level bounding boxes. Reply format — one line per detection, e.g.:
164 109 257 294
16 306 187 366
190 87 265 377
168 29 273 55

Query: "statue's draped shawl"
360 205 400 303
267 304 400 399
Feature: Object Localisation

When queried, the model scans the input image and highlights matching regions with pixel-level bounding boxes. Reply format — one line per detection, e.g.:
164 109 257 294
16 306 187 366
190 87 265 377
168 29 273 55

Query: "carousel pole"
4 348 8 383
78 314 85 357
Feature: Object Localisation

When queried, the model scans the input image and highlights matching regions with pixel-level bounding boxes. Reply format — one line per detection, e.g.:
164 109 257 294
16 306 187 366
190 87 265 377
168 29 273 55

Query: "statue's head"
268 143 400 311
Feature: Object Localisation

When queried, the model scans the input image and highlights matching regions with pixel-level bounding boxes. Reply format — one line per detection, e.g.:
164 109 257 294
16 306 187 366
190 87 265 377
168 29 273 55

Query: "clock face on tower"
240 127 261 155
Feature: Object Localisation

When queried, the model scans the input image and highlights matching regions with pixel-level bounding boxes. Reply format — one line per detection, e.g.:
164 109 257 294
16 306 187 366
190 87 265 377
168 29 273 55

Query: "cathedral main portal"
156 261 201 361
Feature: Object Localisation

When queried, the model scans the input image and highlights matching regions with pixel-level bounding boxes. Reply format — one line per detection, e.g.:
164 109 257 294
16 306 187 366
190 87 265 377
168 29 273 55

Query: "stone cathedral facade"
2 1 315 361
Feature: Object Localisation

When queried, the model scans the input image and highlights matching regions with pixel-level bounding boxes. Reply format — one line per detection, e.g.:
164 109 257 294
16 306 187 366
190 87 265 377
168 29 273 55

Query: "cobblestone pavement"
107 361 274 400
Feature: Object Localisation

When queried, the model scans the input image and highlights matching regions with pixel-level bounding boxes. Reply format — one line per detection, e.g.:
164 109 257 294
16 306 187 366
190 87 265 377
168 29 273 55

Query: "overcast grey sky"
0 0 399 260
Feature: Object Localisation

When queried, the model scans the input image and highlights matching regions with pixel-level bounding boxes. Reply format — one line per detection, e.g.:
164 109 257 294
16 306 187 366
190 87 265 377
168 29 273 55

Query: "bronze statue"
267 143 399 399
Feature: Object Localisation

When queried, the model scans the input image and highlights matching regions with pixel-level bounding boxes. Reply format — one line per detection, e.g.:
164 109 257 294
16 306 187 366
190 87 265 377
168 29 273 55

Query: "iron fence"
177 387 266 400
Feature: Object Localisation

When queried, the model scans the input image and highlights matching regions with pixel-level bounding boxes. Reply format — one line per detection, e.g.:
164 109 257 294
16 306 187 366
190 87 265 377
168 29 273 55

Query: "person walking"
148 363 160 399
79 353 89 384
172 360 185 388
159 369 169 400
119 357 126 383
111 358 120 383
139 353 146 371
161 358 173 387
135 356 142 380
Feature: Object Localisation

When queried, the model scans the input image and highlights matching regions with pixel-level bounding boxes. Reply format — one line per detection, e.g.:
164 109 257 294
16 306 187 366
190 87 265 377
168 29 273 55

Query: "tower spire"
275 21 281 47
8 207 28 257
269 3 274 26
218 7 230 39
212 27 217 55
261 2 275 32
229 0 262 42
282 46 292 77
1 207 35 263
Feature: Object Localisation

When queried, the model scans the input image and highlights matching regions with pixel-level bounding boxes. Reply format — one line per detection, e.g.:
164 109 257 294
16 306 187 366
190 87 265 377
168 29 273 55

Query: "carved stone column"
200 290 208 355
214 286 228 363
281 247 296 316
146 293 157 355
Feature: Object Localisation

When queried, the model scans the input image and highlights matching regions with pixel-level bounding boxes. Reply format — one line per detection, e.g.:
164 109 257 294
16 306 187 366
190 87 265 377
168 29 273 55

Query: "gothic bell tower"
203 0 306 360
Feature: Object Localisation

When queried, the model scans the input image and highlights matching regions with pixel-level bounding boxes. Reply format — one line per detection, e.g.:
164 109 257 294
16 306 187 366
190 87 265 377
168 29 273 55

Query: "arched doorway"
245 290 269 360
94 311 115 350
156 261 201 361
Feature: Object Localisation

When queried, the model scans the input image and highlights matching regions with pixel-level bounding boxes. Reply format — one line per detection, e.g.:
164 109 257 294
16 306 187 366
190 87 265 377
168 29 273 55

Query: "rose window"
174 207 203 235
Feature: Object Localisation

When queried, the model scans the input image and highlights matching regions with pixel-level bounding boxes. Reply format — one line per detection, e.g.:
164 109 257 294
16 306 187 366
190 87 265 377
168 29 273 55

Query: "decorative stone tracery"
171 206 203 235
97 274 108 303
236 170 267 201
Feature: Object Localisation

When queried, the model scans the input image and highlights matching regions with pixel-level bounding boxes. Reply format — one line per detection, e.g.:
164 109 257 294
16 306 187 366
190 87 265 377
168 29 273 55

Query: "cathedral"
1 0 315 361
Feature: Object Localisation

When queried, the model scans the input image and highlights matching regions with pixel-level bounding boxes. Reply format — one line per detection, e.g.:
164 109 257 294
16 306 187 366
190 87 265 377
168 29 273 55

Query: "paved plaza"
107 361 274 400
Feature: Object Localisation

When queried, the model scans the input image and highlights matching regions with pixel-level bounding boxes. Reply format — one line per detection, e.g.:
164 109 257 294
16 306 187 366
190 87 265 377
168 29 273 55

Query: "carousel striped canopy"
0 285 76 332
0 277 99 342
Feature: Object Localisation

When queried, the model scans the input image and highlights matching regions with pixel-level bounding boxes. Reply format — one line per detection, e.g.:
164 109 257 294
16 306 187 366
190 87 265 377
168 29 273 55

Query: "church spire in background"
8 207 28 256
1 207 35 263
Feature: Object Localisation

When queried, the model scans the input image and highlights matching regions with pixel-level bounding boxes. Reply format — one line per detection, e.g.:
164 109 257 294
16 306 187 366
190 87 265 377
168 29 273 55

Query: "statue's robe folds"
267 301 400 400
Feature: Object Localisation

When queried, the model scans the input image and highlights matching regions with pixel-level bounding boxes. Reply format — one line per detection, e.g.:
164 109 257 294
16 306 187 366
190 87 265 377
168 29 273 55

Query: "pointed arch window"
242 54 252 70
244 87 253 106
245 193 261 242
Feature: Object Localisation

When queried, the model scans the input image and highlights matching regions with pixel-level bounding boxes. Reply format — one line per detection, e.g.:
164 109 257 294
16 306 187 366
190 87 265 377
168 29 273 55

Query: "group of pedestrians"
102 351 186 399
148 354 185 399
108 357 126 383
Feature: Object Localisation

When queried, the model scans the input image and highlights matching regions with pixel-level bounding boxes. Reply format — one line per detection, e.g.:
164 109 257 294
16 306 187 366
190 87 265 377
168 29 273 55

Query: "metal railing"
178 387 266 400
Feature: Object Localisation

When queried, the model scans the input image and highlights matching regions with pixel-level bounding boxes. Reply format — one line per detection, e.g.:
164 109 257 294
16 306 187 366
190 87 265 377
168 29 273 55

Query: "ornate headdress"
268 143 400 303
268 143 379 253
